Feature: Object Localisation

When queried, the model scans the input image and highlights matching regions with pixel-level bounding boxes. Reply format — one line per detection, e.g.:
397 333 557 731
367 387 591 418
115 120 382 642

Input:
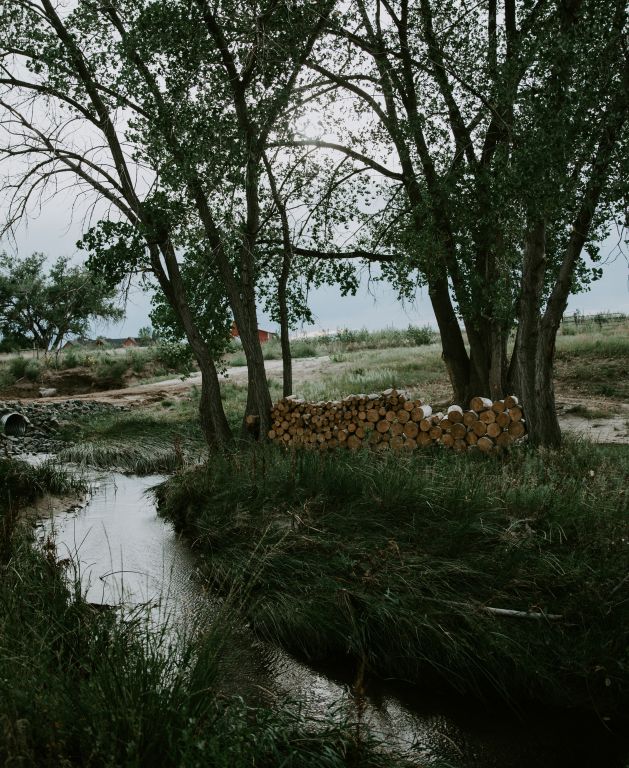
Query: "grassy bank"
156 440 629 717
57 399 206 473
0 458 402 767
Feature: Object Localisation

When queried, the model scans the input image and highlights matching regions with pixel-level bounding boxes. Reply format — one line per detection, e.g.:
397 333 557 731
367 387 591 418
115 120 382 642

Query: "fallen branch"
479 606 563 621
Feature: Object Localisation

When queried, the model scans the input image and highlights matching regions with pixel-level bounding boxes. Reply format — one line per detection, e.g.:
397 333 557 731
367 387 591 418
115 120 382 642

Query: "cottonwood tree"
289 0 628 445
0 0 335 443
0 251 123 353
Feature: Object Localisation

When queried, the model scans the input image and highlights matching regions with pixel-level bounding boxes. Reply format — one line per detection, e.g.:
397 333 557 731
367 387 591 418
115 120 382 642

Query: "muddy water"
41 472 628 768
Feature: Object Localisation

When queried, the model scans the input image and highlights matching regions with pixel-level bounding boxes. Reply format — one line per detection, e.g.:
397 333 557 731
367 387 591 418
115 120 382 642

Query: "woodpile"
268 390 526 454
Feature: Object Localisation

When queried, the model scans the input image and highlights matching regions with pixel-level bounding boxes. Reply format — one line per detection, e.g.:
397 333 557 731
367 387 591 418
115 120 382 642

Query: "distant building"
63 337 140 350
230 323 277 344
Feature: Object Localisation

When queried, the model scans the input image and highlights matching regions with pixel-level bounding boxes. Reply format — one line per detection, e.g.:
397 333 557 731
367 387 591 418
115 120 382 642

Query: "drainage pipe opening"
1 412 29 437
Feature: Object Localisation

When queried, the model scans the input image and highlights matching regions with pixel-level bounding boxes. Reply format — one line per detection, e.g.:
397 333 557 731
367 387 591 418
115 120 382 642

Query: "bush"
24 360 41 381
7 356 28 379
94 356 128 387
156 341 195 373
291 340 319 358
406 325 435 346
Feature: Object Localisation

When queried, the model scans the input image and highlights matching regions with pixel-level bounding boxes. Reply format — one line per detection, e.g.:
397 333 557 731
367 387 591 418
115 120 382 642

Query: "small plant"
24 360 41 381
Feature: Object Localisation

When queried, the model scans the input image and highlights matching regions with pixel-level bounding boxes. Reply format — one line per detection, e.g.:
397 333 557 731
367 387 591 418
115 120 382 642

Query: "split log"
451 422 467 440
510 406 524 422
470 396 493 412
508 420 526 438
477 436 494 453
447 405 464 423
403 421 419 439
486 422 502 439
472 420 487 437
479 409 496 424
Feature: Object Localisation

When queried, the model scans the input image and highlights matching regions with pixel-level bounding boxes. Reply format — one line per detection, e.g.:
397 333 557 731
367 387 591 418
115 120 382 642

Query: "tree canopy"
0 252 123 352
0 0 626 446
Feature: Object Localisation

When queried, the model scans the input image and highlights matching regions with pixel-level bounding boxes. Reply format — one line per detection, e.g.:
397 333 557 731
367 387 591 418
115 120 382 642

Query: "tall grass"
156 439 629 717
0 537 399 767
0 457 402 767
57 407 207 473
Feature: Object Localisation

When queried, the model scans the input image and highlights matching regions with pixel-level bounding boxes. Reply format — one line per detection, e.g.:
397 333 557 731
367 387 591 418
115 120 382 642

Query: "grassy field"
0 458 404 767
46 321 629 474
156 439 629 718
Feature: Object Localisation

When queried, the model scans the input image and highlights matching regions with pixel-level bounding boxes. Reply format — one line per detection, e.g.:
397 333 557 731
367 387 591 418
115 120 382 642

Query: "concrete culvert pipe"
1 412 29 437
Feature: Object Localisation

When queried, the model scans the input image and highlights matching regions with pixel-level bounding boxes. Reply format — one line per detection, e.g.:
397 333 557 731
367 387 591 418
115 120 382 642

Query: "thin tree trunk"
262 152 293 399
278 252 292 398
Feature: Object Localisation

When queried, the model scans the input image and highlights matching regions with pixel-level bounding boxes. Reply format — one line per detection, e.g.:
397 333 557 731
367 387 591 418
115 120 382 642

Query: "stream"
38 469 628 768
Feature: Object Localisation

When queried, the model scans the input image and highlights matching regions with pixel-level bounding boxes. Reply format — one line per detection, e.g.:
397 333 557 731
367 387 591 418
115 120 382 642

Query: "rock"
39 387 58 397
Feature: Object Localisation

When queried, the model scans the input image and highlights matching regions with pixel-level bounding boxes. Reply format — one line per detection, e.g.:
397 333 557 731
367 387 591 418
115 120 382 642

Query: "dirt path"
20 354 629 445
25 356 333 405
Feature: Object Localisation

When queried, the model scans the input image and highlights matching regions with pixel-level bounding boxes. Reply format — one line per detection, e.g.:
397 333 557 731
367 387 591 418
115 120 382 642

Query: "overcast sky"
2 198 627 338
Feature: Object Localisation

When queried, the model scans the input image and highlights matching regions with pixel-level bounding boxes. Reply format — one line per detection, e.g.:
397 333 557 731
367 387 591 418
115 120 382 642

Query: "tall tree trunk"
232 293 273 438
427 275 471 404
515 220 561 446
150 243 232 448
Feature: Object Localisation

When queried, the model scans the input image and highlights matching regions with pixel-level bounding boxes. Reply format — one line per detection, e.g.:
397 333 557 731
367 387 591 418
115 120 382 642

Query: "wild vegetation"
0 342 196 393
156 439 629 718
58 402 206 473
0 459 403 767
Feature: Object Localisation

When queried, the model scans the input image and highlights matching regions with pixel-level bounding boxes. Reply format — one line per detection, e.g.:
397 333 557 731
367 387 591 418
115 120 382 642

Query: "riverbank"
156 439 629 721
0 457 403 767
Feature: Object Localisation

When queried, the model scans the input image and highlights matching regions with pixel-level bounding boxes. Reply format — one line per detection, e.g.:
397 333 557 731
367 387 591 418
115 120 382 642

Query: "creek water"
40 470 628 768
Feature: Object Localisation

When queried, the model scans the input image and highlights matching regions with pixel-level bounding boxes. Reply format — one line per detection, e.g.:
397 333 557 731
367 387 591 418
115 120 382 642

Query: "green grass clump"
156 440 629 716
0 457 87 562
56 404 206 473
0 457 85 513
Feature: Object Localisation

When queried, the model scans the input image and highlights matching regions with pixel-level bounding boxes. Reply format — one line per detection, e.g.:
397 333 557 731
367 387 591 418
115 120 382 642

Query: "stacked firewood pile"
268 389 525 453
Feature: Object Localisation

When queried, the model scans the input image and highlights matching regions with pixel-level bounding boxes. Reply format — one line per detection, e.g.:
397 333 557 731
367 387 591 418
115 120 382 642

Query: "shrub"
156 341 195 373
406 325 436 346
94 356 128 387
7 356 28 379
24 360 41 381
291 340 319 358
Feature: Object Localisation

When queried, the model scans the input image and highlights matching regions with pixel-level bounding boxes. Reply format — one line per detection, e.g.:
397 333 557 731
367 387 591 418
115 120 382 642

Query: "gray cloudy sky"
3 196 628 338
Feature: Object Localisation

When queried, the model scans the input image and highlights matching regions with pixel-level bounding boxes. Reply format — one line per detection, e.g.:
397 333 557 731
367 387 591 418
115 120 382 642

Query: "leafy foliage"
0 252 123 352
